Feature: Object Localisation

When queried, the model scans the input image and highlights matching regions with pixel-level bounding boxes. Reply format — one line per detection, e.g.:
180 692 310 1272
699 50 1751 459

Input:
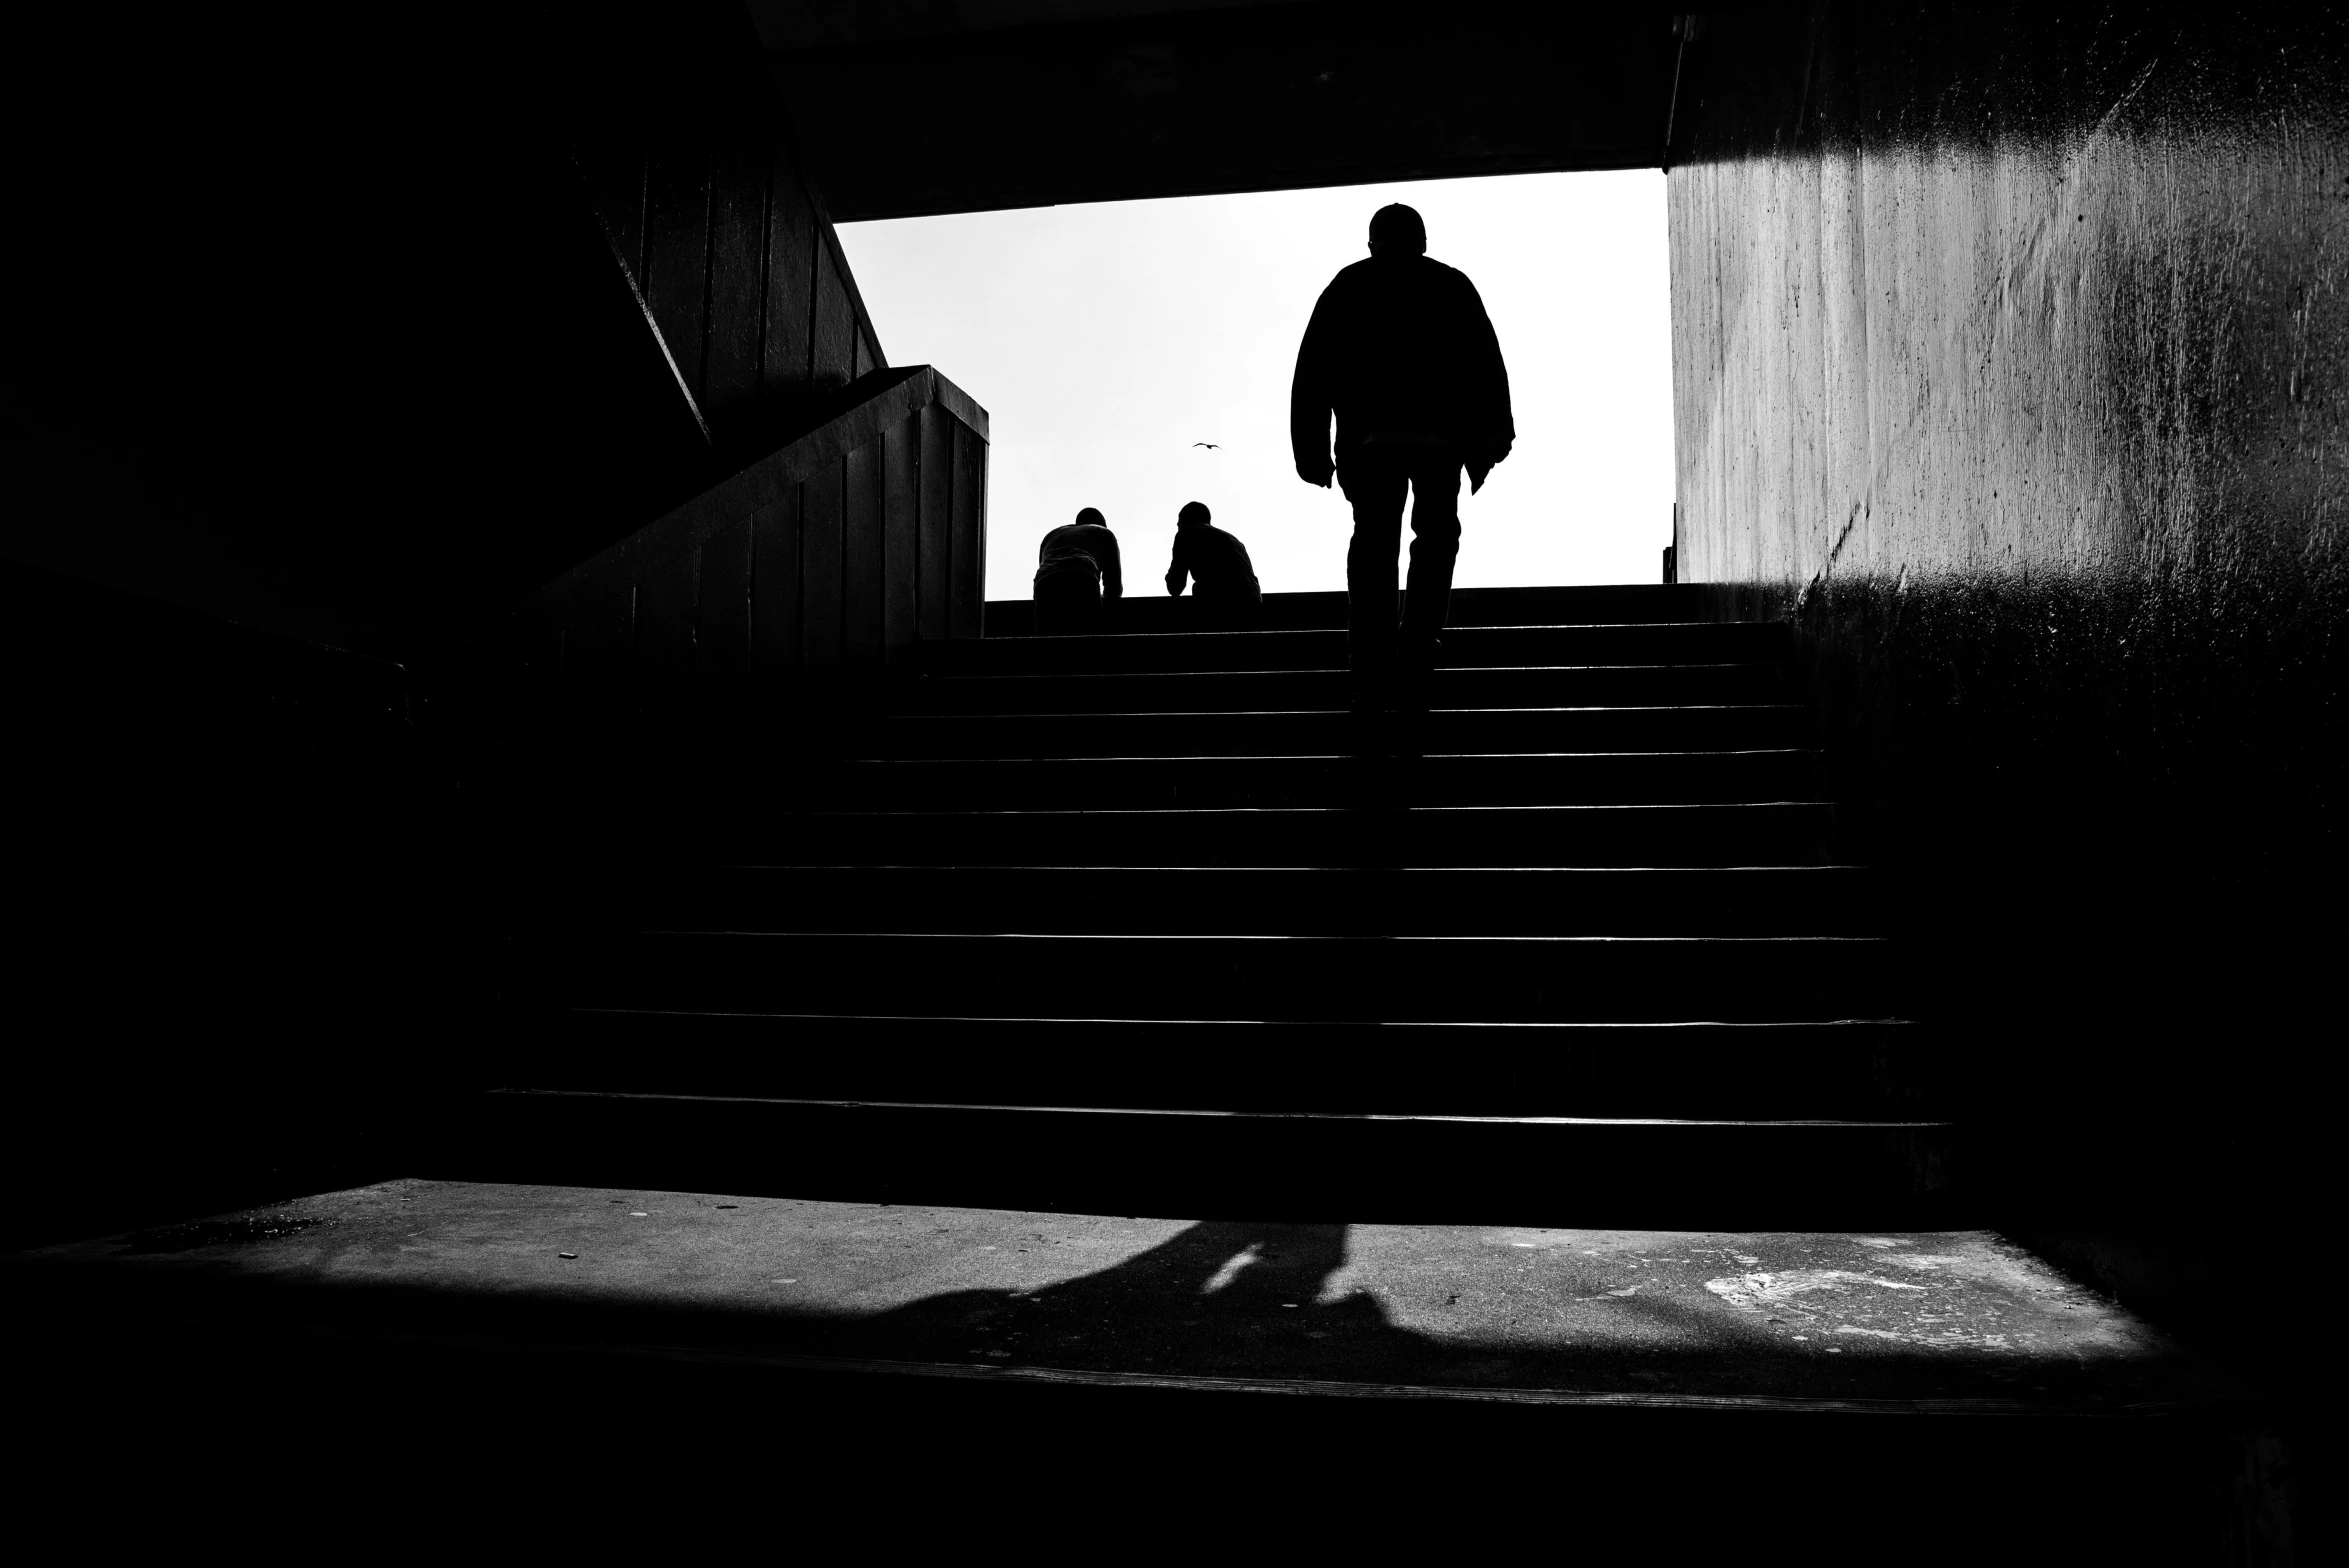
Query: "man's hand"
1467 436 1511 495
1297 458 1334 488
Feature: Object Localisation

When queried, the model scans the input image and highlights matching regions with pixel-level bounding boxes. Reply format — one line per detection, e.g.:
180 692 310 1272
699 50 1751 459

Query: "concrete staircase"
478 584 1945 1227
18 586 2283 1556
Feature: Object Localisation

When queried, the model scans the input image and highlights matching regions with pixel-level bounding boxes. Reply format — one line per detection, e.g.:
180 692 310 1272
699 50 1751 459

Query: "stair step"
627 864 1885 936
789 750 1819 811
731 802 1837 868
982 584 1727 636
479 588 1942 1240
854 705 1812 759
463 1090 1950 1224
899 665 1786 715
569 931 1902 1023
929 621 1793 676
518 1011 1935 1118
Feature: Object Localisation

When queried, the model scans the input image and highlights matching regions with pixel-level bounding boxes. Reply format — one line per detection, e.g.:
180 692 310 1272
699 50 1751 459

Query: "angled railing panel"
474 365 986 721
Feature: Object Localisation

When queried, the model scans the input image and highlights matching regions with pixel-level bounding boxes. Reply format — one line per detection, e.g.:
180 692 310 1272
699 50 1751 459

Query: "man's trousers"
1033 559 1103 635
1337 444 1462 675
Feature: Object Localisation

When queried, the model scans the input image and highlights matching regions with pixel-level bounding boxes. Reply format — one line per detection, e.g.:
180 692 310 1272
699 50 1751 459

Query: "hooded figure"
1291 203 1513 701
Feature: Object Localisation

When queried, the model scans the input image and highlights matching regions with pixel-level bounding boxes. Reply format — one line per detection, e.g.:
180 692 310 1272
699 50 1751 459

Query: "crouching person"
1034 507 1123 635
1164 501 1262 629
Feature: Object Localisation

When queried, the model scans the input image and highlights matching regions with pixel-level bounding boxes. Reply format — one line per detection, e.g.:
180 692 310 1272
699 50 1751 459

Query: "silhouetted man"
1291 203 1513 707
1164 501 1262 628
1033 507 1123 635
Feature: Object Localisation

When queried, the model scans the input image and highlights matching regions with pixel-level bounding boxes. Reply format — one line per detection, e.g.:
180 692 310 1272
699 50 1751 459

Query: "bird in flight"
1193 442 1220 449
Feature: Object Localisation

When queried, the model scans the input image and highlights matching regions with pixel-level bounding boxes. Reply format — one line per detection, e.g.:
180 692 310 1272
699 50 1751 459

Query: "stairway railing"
470 365 987 724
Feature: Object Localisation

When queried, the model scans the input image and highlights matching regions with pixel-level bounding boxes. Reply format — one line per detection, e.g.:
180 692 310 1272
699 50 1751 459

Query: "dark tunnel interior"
3 2 2337 1553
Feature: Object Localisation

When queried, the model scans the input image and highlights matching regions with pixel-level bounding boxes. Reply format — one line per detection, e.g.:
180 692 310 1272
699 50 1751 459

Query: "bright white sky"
837 170 1671 601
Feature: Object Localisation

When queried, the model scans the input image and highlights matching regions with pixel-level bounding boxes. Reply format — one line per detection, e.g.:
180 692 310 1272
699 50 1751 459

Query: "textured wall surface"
564 4 887 454
1666 4 2345 1419
1670 2 2345 886
476 366 989 730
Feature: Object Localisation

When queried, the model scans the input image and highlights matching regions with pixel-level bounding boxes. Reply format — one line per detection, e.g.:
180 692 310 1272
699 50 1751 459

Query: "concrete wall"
1666 1 2345 1393
1671 2 2344 886
3 5 887 657
0 3 908 1244
563 4 888 453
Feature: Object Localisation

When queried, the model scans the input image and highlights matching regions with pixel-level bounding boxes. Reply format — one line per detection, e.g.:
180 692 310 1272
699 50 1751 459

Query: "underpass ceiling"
746 2 1685 220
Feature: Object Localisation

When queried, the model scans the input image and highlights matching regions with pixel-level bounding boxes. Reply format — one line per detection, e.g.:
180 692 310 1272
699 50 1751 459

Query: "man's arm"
1459 276 1515 491
1289 285 1339 487
1165 535 1189 597
1098 531 1123 600
1468 277 1513 459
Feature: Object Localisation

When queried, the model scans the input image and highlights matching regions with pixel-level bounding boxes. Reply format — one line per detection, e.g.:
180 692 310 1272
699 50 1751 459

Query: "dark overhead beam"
760 3 1683 221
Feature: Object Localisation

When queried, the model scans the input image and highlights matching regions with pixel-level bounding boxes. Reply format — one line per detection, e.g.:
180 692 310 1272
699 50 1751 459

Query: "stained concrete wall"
1666 1 2345 1413
1670 2 2344 886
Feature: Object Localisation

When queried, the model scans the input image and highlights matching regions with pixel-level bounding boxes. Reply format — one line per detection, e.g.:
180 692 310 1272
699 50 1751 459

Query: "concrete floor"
17 1178 2253 1413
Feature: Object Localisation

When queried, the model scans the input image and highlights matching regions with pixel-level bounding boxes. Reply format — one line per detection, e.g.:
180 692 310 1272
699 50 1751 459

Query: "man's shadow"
832 1219 1446 1381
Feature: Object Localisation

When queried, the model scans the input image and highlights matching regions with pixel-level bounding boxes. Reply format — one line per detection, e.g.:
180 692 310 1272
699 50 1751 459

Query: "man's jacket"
1290 254 1514 482
1166 525 1260 600
1035 521 1123 598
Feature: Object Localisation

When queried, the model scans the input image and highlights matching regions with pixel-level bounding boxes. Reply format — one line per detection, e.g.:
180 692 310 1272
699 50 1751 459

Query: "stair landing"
20 1193 2286 1553
24 1178 2245 1414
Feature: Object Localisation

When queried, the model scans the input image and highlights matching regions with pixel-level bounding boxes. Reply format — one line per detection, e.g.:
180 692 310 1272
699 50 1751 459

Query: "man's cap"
1369 204 1426 254
1074 507 1107 528
1178 501 1211 527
